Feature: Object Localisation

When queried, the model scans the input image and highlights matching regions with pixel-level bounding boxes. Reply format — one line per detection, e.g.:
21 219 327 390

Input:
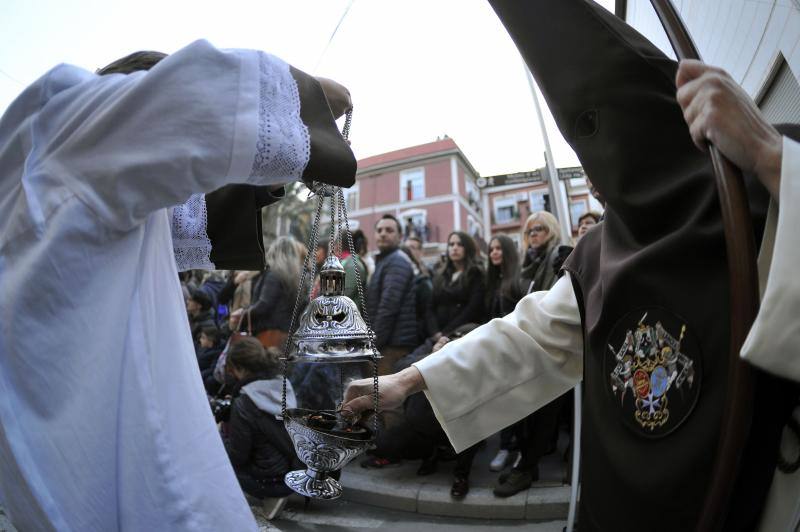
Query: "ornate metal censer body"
280 111 380 500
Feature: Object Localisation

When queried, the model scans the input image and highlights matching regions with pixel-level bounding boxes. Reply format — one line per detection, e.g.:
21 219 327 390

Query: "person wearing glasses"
519 211 563 295
472 212 567 497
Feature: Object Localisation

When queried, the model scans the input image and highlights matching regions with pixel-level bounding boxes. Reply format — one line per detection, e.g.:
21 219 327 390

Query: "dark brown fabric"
96 48 356 271
205 185 284 271
290 66 357 188
490 1 793 530
206 65 357 270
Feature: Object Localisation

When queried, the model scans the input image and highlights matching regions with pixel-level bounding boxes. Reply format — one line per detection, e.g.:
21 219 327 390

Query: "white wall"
625 0 800 97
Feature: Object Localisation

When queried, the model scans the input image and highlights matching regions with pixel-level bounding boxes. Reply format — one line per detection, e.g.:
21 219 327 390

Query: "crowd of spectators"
180 210 601 510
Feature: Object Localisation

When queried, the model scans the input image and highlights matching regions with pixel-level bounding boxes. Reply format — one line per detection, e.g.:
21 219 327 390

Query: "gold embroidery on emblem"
608 315 695 431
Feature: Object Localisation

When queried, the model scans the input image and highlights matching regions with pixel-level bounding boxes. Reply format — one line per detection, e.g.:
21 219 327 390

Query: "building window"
400 168 425 201
343 184 359 211
465 177 481 213
529 190 550 214
399 209 429 242
467 215 482 239
570 199 588 228
757 56 800 123
493 197 518 224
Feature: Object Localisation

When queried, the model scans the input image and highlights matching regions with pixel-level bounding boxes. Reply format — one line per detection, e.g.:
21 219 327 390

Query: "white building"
619 0 800 123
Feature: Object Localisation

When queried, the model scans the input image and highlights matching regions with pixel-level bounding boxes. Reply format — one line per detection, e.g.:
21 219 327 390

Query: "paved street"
2 501 565 532
255 499 566 531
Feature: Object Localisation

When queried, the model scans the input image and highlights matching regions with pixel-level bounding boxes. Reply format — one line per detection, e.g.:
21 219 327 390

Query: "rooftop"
357 137 461 172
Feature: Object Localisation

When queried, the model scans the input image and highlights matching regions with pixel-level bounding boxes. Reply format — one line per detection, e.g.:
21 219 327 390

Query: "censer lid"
319 255 346 297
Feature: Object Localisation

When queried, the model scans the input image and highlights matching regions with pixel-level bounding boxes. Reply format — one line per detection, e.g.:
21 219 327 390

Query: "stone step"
339 461 571 520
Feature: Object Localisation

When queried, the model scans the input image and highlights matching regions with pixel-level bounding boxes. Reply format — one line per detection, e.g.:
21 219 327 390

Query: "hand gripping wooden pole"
648 2 758 530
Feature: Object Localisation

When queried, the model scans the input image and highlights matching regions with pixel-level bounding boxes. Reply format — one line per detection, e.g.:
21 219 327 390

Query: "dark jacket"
248 270 294 334
519 243 560 295
224 377 300 480
397 339 447 439
427 266 486 336
366 247 417 349
196 345 223 372
217 275 238 308
200 273 226 309
413 273 433 343
487 282 522 320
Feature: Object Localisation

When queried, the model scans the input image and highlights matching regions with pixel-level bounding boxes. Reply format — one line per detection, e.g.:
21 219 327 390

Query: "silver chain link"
337 187 380 435
281 190 325 418
328 185 337 258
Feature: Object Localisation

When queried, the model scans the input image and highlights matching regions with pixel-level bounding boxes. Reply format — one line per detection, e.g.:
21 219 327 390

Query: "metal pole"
566 384 582 532
523 62 573 243
523 58 582 531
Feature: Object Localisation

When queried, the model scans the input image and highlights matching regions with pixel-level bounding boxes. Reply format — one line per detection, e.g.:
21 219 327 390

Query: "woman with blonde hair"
489 211 569 498
231 236 307 347
519 211 562 294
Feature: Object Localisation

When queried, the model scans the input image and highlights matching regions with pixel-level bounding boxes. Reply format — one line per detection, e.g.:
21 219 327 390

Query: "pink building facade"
347 138 601 259
347 138 484 259
481 168 600 251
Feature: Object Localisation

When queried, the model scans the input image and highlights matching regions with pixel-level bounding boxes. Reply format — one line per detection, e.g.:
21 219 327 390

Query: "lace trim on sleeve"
171 193 215 271
248 52 311 184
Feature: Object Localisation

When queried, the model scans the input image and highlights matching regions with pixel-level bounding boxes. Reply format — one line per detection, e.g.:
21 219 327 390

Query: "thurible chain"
281 190 325 418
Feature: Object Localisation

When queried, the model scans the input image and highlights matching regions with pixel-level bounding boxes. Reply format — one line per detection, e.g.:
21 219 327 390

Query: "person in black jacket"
493 217 568 497
366 214 417 375
519 211 563 295
485 235 523 319
400 244 433 345
197 327 223 375
484 235 526 472
223 338 299 506
427 231 486 341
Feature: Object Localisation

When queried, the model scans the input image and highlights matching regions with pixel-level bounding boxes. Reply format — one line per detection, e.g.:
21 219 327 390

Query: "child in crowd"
222 338 299 519
197 327 223 377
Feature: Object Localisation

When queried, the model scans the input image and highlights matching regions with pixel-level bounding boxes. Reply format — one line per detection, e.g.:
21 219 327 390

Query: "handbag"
256 329 288 349
228 309 253 346
213 310 252 383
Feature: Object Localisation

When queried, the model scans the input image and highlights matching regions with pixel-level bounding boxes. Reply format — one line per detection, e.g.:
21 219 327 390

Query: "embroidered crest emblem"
606 310 701 437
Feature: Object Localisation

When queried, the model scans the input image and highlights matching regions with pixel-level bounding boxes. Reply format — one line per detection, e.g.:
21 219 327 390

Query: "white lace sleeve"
171 193 214 272
248 52 310 184
170 52 310 272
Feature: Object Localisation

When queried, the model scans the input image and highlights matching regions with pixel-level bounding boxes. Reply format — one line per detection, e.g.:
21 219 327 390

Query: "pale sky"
0 0 616 177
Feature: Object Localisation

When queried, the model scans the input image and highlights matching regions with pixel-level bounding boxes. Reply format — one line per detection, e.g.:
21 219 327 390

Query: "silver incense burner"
280 113 380 500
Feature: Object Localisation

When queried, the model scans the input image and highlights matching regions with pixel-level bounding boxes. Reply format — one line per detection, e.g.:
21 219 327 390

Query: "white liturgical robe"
0 40 352 531
416 138 800 532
